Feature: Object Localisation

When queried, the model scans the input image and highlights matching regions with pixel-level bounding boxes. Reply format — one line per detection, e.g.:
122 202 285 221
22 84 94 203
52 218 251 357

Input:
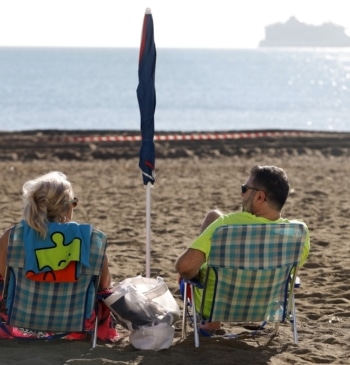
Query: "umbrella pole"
146 181 152 277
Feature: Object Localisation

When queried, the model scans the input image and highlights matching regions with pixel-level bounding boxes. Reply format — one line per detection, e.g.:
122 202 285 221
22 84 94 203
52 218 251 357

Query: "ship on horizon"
259 16 350 48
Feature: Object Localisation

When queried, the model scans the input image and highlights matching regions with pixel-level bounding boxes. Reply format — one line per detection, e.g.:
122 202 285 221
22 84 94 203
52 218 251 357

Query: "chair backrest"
3 222 107 332
203 223 307 323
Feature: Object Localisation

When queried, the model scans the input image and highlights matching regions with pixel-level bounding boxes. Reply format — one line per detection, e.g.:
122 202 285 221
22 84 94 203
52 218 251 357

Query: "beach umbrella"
137 8 156 278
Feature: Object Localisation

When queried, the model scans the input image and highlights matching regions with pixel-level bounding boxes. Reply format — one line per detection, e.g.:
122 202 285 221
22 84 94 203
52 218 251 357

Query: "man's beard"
241 197 254 213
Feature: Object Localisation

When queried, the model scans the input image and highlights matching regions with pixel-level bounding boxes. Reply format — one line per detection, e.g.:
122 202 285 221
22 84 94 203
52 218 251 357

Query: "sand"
0 130 349 365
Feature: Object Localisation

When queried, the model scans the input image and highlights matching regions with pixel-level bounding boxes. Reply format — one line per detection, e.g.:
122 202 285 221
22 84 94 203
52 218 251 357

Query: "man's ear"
256 190 267 203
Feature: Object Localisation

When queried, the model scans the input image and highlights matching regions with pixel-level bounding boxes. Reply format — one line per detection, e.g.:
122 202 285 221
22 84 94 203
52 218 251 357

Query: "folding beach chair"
0 222 108 348
181 222 307 347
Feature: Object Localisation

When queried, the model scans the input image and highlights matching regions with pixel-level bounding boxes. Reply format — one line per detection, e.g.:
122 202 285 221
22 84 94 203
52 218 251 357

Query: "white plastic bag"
103 276 180 350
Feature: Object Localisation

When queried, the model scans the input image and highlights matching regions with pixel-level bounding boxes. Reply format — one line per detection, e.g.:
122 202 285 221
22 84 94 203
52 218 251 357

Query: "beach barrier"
61 130 308 143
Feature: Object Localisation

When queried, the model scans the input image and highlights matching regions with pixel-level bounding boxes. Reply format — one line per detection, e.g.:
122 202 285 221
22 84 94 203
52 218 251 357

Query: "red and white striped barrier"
60 130 308 143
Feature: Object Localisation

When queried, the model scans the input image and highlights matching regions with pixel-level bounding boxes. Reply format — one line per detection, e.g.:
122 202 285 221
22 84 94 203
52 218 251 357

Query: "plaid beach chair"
182 222 307 347
0 222 107 348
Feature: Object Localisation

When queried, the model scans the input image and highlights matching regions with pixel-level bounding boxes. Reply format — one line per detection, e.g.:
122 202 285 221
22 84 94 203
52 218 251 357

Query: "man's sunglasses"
241 184 260 194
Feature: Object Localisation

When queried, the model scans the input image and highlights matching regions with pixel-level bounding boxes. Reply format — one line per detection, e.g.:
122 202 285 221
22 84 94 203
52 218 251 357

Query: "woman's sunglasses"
69 197 79 208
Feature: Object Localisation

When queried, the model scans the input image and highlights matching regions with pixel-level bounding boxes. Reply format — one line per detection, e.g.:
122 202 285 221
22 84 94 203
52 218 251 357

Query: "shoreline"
0 129 350 161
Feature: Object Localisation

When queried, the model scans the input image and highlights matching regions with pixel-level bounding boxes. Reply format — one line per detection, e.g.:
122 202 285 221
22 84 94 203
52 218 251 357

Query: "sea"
0 47 350 133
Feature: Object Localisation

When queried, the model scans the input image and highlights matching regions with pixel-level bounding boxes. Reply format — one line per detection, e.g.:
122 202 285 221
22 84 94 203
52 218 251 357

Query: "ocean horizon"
1 47 350 133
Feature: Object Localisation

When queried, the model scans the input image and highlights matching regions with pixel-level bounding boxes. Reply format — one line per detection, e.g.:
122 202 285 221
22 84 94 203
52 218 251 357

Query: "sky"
0 0 349 49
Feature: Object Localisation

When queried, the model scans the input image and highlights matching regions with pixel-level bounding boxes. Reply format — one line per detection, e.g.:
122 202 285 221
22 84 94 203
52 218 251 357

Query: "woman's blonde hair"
22 171 74 238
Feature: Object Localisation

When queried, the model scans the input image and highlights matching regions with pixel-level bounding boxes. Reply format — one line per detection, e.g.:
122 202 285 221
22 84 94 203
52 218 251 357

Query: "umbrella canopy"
137 8 156 186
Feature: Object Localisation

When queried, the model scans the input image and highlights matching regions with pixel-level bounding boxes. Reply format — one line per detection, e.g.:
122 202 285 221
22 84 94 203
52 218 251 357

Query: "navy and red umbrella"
137 8 156 277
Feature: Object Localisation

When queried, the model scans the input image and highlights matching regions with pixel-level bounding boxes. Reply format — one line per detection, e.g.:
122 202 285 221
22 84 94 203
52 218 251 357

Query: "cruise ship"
259 16 350 47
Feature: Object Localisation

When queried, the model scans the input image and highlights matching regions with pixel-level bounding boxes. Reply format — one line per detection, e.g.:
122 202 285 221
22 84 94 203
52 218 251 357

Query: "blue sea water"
0 47 350 132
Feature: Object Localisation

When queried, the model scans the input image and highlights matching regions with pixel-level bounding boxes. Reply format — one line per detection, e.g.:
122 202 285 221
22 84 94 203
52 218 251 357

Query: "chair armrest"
183 278 204 289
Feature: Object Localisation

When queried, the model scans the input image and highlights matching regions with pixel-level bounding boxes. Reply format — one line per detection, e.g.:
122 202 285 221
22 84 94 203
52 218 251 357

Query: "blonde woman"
0 171 117 341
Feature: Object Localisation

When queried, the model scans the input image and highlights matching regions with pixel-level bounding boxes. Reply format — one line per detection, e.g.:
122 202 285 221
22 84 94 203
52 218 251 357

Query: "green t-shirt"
190 211 310 318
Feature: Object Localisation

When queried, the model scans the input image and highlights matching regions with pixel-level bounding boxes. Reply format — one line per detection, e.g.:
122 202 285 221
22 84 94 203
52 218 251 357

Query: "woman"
0 171 117 341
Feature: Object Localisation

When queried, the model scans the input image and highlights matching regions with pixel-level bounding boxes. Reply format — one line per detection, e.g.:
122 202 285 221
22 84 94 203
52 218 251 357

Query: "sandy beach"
0 130 350 364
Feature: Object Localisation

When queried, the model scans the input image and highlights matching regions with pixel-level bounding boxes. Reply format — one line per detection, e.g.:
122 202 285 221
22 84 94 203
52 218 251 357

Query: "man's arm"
175 248 206 280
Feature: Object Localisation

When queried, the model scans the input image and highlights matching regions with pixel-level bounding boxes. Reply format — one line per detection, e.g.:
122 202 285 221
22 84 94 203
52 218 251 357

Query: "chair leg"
274 322 280 337
291 294 298 344
181 282 188 340
91 313 98 349
190 284 199 348
181 281 200 347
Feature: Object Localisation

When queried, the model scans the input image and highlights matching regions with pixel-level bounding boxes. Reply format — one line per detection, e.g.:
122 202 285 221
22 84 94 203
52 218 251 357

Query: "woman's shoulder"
0 223 21 240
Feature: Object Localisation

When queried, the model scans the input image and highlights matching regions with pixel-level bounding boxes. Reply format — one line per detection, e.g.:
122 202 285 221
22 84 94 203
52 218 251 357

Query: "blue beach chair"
1 222 108 348
181 222 307 347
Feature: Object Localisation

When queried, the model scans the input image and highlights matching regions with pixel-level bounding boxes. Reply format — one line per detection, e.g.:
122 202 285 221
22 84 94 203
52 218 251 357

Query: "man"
175 165 310 330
